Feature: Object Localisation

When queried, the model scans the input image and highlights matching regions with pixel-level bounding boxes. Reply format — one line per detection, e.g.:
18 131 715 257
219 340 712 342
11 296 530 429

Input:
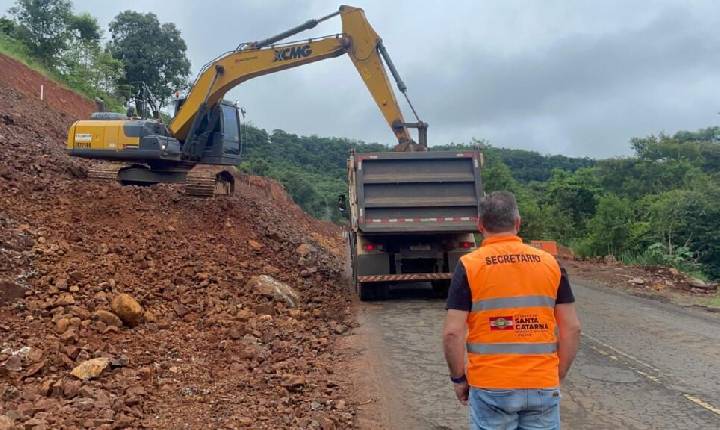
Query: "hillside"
0 53 357 429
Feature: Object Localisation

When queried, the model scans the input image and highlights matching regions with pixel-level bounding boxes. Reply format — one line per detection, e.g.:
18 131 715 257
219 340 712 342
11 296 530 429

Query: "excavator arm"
169 5 424 151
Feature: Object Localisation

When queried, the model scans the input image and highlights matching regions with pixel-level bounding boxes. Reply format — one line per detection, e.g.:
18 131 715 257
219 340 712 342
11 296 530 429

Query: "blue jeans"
469 388 561 430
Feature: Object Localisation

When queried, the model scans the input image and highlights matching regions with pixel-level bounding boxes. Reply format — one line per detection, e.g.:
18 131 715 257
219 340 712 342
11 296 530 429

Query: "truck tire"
375 282 390 300
358 283 374 301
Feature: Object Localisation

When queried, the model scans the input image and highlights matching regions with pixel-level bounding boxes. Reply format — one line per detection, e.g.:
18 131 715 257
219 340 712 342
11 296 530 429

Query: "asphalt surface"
356 281 720 429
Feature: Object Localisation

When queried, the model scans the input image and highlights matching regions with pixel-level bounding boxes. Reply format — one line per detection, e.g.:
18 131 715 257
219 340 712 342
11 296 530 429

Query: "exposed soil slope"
0 57 356 429
0 53 93 120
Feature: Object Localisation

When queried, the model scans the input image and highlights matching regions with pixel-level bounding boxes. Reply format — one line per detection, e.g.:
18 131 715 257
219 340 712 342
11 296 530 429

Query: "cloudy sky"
3 0 720 157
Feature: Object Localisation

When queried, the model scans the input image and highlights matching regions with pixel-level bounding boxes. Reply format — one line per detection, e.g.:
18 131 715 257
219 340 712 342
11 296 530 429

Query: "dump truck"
344 150 484 300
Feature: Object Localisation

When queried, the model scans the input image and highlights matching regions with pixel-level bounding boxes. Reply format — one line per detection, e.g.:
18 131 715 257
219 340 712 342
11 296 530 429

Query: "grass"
707 293 720 308
0 33 54 77
616 246 709 281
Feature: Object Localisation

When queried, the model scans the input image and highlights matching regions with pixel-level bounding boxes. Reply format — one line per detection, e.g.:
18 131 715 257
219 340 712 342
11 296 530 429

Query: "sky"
3 0 720 158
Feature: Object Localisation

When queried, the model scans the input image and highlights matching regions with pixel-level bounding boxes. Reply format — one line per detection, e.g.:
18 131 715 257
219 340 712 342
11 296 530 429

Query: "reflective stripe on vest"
471 295 555 312
467 342 558 355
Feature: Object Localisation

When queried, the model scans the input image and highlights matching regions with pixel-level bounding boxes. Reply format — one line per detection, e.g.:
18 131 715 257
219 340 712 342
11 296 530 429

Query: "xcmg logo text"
273 45 312 61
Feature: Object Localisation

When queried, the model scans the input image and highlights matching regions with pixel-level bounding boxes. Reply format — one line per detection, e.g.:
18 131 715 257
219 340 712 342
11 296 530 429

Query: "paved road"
356 281 720 429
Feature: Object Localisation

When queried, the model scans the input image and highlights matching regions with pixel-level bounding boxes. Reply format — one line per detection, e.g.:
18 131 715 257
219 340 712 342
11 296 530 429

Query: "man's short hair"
479 191 520 233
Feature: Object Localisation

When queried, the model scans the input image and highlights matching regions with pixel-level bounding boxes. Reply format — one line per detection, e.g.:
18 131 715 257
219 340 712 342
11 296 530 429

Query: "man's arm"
443 309 468 378
443 309 469 405
444 261 471 405
555 303 581 381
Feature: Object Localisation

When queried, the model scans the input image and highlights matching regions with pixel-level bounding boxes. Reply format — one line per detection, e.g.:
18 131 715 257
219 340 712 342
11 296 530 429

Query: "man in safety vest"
443 191 581 430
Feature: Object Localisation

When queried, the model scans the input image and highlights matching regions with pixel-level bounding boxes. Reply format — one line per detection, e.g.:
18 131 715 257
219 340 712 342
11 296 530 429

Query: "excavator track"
86 163 123 182
184 166 236 197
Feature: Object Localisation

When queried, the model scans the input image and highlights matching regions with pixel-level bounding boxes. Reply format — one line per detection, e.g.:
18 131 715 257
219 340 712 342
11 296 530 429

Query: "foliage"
433 139 594 183
108 11 190 106
0 16 15 35
620 243 703 279
58 12 123 100
582 194 634 256
237 126 384 222
9 0 72 65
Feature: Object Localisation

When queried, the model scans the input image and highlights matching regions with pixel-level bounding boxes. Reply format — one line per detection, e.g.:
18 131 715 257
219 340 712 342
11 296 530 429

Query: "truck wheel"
376 283 390 300
432 280 450 298
358 283 374 301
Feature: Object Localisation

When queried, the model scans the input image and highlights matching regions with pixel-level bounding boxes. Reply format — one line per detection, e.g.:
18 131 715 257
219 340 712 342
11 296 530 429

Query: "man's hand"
453 380 469 405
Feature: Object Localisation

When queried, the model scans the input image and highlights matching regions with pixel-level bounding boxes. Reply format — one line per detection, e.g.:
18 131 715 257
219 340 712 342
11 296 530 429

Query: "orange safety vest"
460 235 561 389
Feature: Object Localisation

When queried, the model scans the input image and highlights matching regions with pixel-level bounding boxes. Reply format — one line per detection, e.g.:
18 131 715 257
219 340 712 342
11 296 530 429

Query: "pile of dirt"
564 258 718 295
0 57 357 429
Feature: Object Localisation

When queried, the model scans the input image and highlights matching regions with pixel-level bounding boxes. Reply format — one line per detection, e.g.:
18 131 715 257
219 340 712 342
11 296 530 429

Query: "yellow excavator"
66 5 428 197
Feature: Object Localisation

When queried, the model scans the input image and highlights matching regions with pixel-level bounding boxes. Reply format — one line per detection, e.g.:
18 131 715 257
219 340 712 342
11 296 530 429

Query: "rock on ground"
0 415 15 430
111 294 143 327
247 275 301 307
70 357 110 380
93 309 122 327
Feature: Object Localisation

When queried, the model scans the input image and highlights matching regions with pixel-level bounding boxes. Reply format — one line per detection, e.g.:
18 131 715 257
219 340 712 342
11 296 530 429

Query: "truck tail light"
459 241 475 249
363 243 383 252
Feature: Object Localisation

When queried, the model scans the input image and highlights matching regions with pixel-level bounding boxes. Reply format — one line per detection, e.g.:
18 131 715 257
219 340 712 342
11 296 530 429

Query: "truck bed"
349 151 483 234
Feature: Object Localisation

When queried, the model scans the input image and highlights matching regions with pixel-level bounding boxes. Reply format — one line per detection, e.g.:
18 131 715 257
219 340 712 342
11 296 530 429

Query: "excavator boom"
170 5 420 148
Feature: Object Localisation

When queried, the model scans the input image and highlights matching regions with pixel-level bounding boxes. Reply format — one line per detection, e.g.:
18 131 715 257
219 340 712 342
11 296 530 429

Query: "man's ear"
515 216 522 233
477 219 485 234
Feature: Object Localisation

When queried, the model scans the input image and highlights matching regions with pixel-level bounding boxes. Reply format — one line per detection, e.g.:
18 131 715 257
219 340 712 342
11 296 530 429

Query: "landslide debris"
565 259 719 295
0 54 356 429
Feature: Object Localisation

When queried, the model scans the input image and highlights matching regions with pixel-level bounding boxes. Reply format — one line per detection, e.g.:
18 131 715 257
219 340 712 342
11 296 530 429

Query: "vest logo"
489 316 514 330
515 315 549 331
273 45 312 62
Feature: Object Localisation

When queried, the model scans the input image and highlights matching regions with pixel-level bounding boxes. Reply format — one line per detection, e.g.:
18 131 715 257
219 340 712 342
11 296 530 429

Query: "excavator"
66 5 428 197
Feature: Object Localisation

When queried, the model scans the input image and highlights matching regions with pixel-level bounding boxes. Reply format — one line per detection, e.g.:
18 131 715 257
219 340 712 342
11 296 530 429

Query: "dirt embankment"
0 53 93 120
0 56 357 429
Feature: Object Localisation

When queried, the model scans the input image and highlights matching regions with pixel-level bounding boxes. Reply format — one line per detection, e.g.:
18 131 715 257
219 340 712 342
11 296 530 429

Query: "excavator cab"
193 101 242 165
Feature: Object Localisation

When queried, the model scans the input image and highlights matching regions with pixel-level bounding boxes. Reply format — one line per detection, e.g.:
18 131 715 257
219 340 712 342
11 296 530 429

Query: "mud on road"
348 282 720 429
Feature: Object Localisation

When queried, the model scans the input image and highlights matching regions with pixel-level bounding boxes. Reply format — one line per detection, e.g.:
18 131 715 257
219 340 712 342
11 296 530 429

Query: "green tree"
584 194 634 256
481 155 549 241
108 11 190 106
68 12 99 43
645 186 720 278
59 12 123 97
544 168 601 240
9 0 72 65
0 16 16 35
